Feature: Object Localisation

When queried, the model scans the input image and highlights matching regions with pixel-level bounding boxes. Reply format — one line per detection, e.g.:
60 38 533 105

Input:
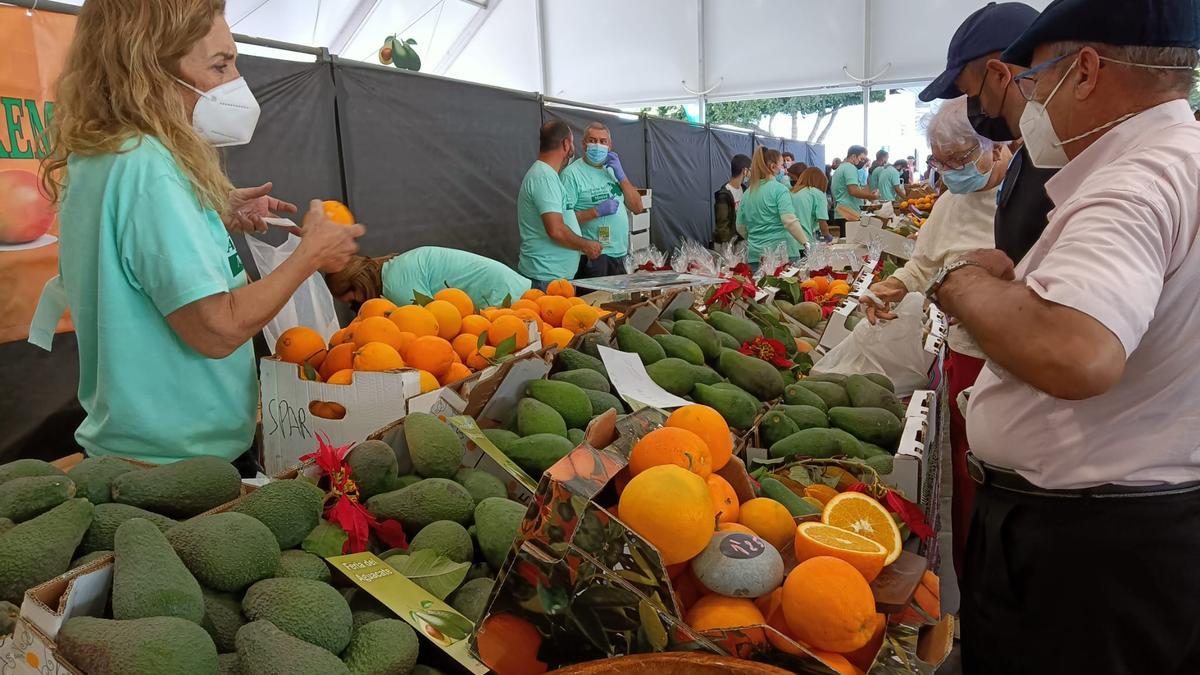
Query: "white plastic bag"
244 229 340 347
812 292 930 396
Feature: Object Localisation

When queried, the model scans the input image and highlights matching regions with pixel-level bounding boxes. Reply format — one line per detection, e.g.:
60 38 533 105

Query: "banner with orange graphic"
0 7 76 344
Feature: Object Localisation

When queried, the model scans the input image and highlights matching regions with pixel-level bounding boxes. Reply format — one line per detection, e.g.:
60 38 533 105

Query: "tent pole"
534 0 550 95
862 0 871 149
696 0 707 124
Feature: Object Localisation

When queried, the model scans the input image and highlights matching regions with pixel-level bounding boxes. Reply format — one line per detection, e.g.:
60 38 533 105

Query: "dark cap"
919 2 1042 101
1002 0 1200 66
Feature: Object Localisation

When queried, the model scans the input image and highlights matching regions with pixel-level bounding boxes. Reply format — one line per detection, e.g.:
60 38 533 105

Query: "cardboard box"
260 322 542 475
473 408 951 673
628 189 652 252
884 390 938 504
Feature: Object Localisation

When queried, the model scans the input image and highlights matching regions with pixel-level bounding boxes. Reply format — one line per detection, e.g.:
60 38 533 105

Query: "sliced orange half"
794 522 888 582
821 492 903 566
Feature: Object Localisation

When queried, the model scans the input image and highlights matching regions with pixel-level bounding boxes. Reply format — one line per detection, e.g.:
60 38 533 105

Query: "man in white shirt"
928 0 1200 672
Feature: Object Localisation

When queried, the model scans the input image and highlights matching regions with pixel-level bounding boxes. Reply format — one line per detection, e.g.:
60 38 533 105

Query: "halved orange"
821 492 903 566
794 522 887 582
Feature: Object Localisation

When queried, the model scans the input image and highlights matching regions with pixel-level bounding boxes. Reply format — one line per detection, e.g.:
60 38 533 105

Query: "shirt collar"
1045 99 1194 206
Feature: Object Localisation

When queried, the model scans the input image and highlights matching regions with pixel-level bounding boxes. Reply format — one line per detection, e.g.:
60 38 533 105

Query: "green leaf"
405 38 417 45
495 334 518 359
501 293 513 309
385 549 470 600
443 279 451 289
377 547 406 559
536 583 570 616
477 331 488 350
412 291 434 307
301 523 347 558
638 599 669 651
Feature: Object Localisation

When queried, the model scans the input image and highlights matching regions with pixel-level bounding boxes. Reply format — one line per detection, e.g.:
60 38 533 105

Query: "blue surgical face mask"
942 159 990 194
585 143 609 164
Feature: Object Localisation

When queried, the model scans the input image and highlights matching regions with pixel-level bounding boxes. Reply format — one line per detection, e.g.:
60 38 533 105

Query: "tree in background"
642 91 890 142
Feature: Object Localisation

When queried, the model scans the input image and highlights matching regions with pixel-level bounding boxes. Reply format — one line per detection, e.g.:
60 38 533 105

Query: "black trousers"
960 481 1200 675
576 254 626 280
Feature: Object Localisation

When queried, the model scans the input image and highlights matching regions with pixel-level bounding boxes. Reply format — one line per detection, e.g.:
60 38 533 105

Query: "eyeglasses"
928 144 982 172
1013 52 1076 101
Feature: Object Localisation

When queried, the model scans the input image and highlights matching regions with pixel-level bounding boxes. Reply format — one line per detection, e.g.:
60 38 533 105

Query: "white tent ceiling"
41 0 1054 104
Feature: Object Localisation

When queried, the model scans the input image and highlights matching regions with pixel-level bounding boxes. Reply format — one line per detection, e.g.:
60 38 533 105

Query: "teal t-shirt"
867 165 883 192
831 161 864 214
790 186 830 243
517 160 584 281
561 158 628 257
381 247 532 310
877 165 903 202
58 136 255 463
736 179 799 261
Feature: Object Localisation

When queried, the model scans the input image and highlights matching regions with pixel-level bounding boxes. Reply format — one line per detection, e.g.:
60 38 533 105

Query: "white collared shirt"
967 99 1200 489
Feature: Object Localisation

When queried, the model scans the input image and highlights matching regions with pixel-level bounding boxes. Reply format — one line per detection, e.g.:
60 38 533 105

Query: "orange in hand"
322 200 355 225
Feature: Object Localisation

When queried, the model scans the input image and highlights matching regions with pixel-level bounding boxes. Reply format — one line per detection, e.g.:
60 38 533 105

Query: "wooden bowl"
551 652 794 674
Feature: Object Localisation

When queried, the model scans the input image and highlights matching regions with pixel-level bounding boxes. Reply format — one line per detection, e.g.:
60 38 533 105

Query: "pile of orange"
898 193 936 213
800 276 852 303
272 279 606 391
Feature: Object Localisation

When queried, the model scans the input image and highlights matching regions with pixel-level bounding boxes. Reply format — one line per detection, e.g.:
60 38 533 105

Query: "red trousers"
945 349 985 580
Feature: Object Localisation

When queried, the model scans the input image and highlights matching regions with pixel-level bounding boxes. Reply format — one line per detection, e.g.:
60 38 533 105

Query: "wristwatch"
926 260 981 303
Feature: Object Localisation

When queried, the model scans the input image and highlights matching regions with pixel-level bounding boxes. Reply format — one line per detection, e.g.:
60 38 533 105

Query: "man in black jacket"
713 153 750 245
920 1 1053 265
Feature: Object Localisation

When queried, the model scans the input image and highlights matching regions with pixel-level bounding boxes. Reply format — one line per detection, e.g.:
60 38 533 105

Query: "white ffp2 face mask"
177 77 261 147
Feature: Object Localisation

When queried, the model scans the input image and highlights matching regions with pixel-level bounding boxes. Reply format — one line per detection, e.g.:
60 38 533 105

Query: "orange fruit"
738 498 795 552
394 331 418 359
352 342 404 372
388 305 439 337
513 308 541 323
822 493 903 566
804 483 841 506
794 339 813 354
322 199 354 225
617 465 714 565
665 404 734 470
628 427 712 478
684 594 766 646
319 342 355 380
440 362 472 386
892 570 940 625
434 287 474 318
794 522 888 582
452 351 462 364
466 345 496 370
405 335 455 377
844 613 886 671
754 588 805 655
781 557 877 653
546 279 575 298
718 522 756 535
328 326 352 348
424 300 462 340
416 369 440 392
327 369 354 385
351 316 405 351
542 327 575 350
567 297 586 306
476 613 547 675
706 474 740 524
357 297 397 319
459 314 491 337
561 304 602 333
480 307 515 321
452 333 481 362
487 315 530 349
274 326 327 365
511 298 540 315
521 288 545 301
535 295 572 327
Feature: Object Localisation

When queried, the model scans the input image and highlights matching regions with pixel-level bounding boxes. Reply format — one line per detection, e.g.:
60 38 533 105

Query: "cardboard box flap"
20 557 113 641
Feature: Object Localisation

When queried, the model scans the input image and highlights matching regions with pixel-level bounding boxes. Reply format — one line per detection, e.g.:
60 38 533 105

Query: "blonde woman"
735 147 807 265
35 0 364 466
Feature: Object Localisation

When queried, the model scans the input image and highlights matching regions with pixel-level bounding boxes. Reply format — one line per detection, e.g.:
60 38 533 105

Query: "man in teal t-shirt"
561 121 645 278
877 160 907 202
56 137 257 463
381 247 531 310
517 121 602 288
831 145 879 219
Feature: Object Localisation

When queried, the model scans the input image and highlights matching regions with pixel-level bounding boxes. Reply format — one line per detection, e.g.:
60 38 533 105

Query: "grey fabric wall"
334 63 542 267
782 138 826 170
709 127 755 199
542 105 647 188
646 118 712 252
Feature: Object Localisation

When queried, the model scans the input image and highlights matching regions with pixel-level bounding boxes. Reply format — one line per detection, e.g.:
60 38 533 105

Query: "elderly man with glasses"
926 0 1200 673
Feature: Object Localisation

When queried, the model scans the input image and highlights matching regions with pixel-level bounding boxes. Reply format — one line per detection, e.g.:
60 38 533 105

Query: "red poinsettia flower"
729 262 754 279
301 433 408 554
845 482 934 540
739 337 794 368
708 277 759 308
808 266 833 278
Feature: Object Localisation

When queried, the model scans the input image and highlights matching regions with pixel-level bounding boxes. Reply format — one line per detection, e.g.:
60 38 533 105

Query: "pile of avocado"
761 372 907 475
0 414 528 675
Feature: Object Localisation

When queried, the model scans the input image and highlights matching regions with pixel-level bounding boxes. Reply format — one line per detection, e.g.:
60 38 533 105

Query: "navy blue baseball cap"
919 2 1042 102
1002 0 1200 66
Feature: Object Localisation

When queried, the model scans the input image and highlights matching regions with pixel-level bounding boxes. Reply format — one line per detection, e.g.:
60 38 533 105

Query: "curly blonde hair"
40 0 233 214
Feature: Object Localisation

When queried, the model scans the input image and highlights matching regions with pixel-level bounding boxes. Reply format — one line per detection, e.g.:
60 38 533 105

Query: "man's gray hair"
585 121 611 136
923 96 993 153
1050 41 1199 93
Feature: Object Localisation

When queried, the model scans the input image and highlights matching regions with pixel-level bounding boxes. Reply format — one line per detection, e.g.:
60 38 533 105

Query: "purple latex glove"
605 150 627 183
595 198 620 217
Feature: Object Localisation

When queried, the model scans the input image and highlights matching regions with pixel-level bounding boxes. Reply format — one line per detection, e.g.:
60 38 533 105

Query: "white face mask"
177 77 260 147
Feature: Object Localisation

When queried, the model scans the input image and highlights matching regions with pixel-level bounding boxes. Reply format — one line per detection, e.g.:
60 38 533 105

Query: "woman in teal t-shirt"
736 147 808 264
790 167 833 243
326 248 532 311
35 1 363 466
